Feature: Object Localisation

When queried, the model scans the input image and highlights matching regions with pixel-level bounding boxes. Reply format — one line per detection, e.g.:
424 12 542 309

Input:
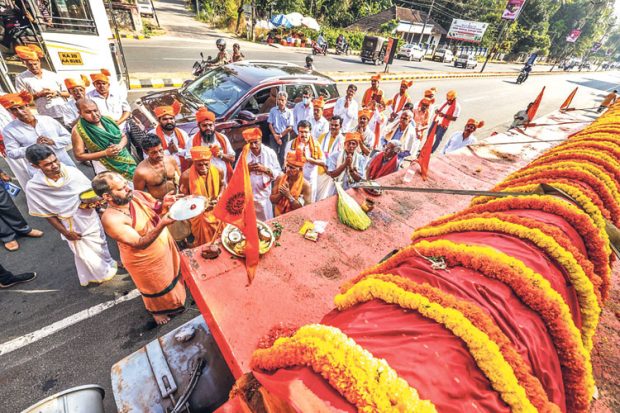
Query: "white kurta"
309 116 329 141
86 89 131 130
26 166 117 286
14 69 68 119
0 103 31 188
3 115 75 186
285 137 325 202
148 127 190 169
244 145 281 221
192 133 235 182
317 150 366 199
333 96 359 132
292 101 313 132
442 132 477 155
61 98 80 127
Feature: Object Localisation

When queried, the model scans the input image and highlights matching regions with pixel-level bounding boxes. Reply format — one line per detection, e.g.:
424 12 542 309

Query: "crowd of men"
0 44 486 325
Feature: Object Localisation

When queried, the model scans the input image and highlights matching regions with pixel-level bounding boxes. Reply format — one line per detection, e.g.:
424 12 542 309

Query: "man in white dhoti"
285 120 325 202
25 144 117 286
309 97 329 141
382 110 418 159
316 116 344 201
0 91 75 190
61 75 89 129
319 132 366 199
0 96 30 189
240 127 281 221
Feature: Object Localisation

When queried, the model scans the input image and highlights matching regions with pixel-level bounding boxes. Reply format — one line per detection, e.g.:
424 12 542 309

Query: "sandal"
4 240 19 251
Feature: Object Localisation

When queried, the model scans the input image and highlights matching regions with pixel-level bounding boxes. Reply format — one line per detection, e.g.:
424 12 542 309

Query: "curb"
114 34 149 40
129 78 184 89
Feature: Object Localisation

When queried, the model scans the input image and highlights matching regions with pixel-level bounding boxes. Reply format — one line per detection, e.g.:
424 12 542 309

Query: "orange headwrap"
154 100 182 119
0 91 33 109
286 150 306 167
196 107 216 124
370 74 381 82
312 96 325 109
242 127 262 142
64 74 90 90
90 69 111 84
15 44 43 61
424 89 435 97
358 109 372 120
401 80 413 88
466 118 484 129
190 146 212 161
447 90 457 100
419 98 432 106
344 132 362 143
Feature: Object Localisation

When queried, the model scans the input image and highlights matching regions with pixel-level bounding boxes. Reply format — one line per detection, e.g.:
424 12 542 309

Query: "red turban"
154 100 182 119
242 127 262 142
196 107 216 123
0 91 33 109
286 150 306 167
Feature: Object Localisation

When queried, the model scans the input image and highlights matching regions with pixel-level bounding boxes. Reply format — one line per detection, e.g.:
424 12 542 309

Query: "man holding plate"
179 146 224 247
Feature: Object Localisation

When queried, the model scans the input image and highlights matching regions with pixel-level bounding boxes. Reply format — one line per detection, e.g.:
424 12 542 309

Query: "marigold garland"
531 152 620 188
335 278 538 413
571 133 620 146
547 140 620 159
345 240 593 412
352 273 561 413
410 216 601 351
251 324 438 413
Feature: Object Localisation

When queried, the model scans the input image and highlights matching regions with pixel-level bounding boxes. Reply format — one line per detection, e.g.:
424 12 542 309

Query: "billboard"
446 19 489 44
566 29 582 43
502 0 526 20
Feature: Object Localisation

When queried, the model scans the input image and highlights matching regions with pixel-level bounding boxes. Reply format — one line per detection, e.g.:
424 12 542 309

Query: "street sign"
526 53 538 66
502 0 525 20
384 37 399 65
447 19 489 44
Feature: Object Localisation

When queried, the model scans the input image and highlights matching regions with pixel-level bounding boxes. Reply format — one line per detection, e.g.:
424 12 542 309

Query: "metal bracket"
145 339 178 399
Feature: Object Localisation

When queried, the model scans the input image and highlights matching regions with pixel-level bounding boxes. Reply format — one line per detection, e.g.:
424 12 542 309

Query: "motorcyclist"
305 55 314 71
336 34 347 53
317 33 327 54
231 43 244 62
520 62 532 82
208 38 230 66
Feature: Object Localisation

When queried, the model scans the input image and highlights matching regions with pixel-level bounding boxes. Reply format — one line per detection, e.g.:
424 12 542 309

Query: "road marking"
463 95 490 102
1 289 60 294
0 289 141 357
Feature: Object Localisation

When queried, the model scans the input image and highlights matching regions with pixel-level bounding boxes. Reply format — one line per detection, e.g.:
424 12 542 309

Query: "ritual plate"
168 196 207 221
221 221 275 257
79 189 106 209
362 180 383 196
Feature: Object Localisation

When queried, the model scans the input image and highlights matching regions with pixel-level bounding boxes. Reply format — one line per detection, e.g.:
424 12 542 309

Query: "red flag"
213 144 259 284
526 86 546 125
560 87 578 111
417 122 437 181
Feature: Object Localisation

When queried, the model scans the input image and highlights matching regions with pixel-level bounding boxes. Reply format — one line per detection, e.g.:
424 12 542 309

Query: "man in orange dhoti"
270 151 312 216
94 171 185 325
361 74 383 108
179 146 224 246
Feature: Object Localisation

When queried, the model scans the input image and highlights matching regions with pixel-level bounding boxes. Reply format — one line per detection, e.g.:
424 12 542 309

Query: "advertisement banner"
502 0 526 20
446 19 489 44
566 29 582 43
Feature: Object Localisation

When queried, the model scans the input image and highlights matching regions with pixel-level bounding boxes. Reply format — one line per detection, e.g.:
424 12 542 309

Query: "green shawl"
77 116 136 179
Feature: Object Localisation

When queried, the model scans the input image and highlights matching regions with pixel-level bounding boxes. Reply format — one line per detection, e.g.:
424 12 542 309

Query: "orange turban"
358 109 372 120
286 150 306 167
344 132 362 143
419 98 432 106
15 44 43 61
370 74 381 81
196 107 215 123
312 96 325 109
242 127 262 142
447 90 457 100
0 91 33 109
154 100 182 119
90 69 111 84
190 146 212 161
466 118 484 129
64 74 90 90
401 80 413 88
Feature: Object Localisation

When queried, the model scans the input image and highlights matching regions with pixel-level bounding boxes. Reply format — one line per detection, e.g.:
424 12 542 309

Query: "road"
0 69 617 413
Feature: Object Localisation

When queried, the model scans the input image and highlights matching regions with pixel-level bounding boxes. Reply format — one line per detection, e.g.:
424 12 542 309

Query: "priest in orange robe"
179 146 224 246
361 74 383 108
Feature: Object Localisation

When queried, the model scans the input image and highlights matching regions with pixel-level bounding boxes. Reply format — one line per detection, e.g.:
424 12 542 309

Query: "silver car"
397 44 425 62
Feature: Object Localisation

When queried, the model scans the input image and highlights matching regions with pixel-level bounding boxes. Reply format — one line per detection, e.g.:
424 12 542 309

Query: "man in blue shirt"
268 91 294 166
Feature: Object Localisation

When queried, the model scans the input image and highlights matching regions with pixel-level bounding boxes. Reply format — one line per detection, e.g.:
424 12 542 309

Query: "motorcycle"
335 42 349 55
191 52 215 78
311 40 327 56
1 6 36 51
516 68 529 84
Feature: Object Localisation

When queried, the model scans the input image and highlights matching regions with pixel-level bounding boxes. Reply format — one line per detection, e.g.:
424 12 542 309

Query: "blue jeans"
430 123 448 153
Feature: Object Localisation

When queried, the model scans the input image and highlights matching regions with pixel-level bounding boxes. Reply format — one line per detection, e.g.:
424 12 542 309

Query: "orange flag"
213 144 259 284
560 87 578 111
418 122 438 181
526 86 545 125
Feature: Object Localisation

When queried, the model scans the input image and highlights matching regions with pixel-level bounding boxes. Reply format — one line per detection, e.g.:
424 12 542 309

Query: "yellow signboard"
58 52 83 66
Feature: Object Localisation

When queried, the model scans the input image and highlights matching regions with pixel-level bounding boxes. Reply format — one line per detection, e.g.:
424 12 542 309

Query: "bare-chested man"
133 133 181 200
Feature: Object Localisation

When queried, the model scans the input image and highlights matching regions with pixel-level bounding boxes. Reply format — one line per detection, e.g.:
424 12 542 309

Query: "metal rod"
480 20 507 73
470 139 566 146
354 185 532 198
419 0 435 48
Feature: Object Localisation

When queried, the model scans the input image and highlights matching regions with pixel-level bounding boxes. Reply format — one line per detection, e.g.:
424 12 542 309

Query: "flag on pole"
418 122 438 180
213 144 259 284
560 87 578 111
526 86 546 125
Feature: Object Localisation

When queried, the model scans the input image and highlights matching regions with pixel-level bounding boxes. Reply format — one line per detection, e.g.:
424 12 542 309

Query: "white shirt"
435 100 462 127
244 145 281 221
319 131 344 160
285 137 325 202
442 131 477 155
149 127 190 168
357 126 375 151
14 69 68 119
0 103 13 129
3 115 75 177
192 133 234 182
87 89 131 129
61 99 80 128
333 96 359 132
309 116 329 141
292 101 313 132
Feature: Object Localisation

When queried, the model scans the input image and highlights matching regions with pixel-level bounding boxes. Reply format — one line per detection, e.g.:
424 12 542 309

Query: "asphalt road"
0 69 617 413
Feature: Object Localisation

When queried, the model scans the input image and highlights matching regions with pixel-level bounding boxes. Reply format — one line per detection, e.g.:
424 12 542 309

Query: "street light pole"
480 20 507 73
419 0 435 47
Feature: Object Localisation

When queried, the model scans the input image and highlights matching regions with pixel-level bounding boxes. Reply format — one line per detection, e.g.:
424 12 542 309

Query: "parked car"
360 35 388 65
397 43 425 62
432 48 454 63
454 53 477 69
131 61 340 153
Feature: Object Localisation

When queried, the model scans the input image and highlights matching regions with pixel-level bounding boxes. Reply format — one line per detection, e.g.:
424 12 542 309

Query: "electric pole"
419 0 435 49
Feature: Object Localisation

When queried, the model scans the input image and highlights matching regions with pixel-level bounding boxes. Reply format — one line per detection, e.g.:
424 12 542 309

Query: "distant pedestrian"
429 90 461 153
442 118 483 155
598 90 617 113
231 43 244 62
305 55 315 71
267 91 294 166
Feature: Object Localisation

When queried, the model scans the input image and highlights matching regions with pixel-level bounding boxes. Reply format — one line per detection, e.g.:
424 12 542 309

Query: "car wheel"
361 58 366 64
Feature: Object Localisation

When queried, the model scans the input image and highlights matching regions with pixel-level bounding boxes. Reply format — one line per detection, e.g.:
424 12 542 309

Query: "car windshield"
184 67 252 117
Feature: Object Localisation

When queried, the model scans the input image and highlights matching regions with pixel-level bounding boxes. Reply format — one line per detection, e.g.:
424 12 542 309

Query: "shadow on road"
567 78 620 92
